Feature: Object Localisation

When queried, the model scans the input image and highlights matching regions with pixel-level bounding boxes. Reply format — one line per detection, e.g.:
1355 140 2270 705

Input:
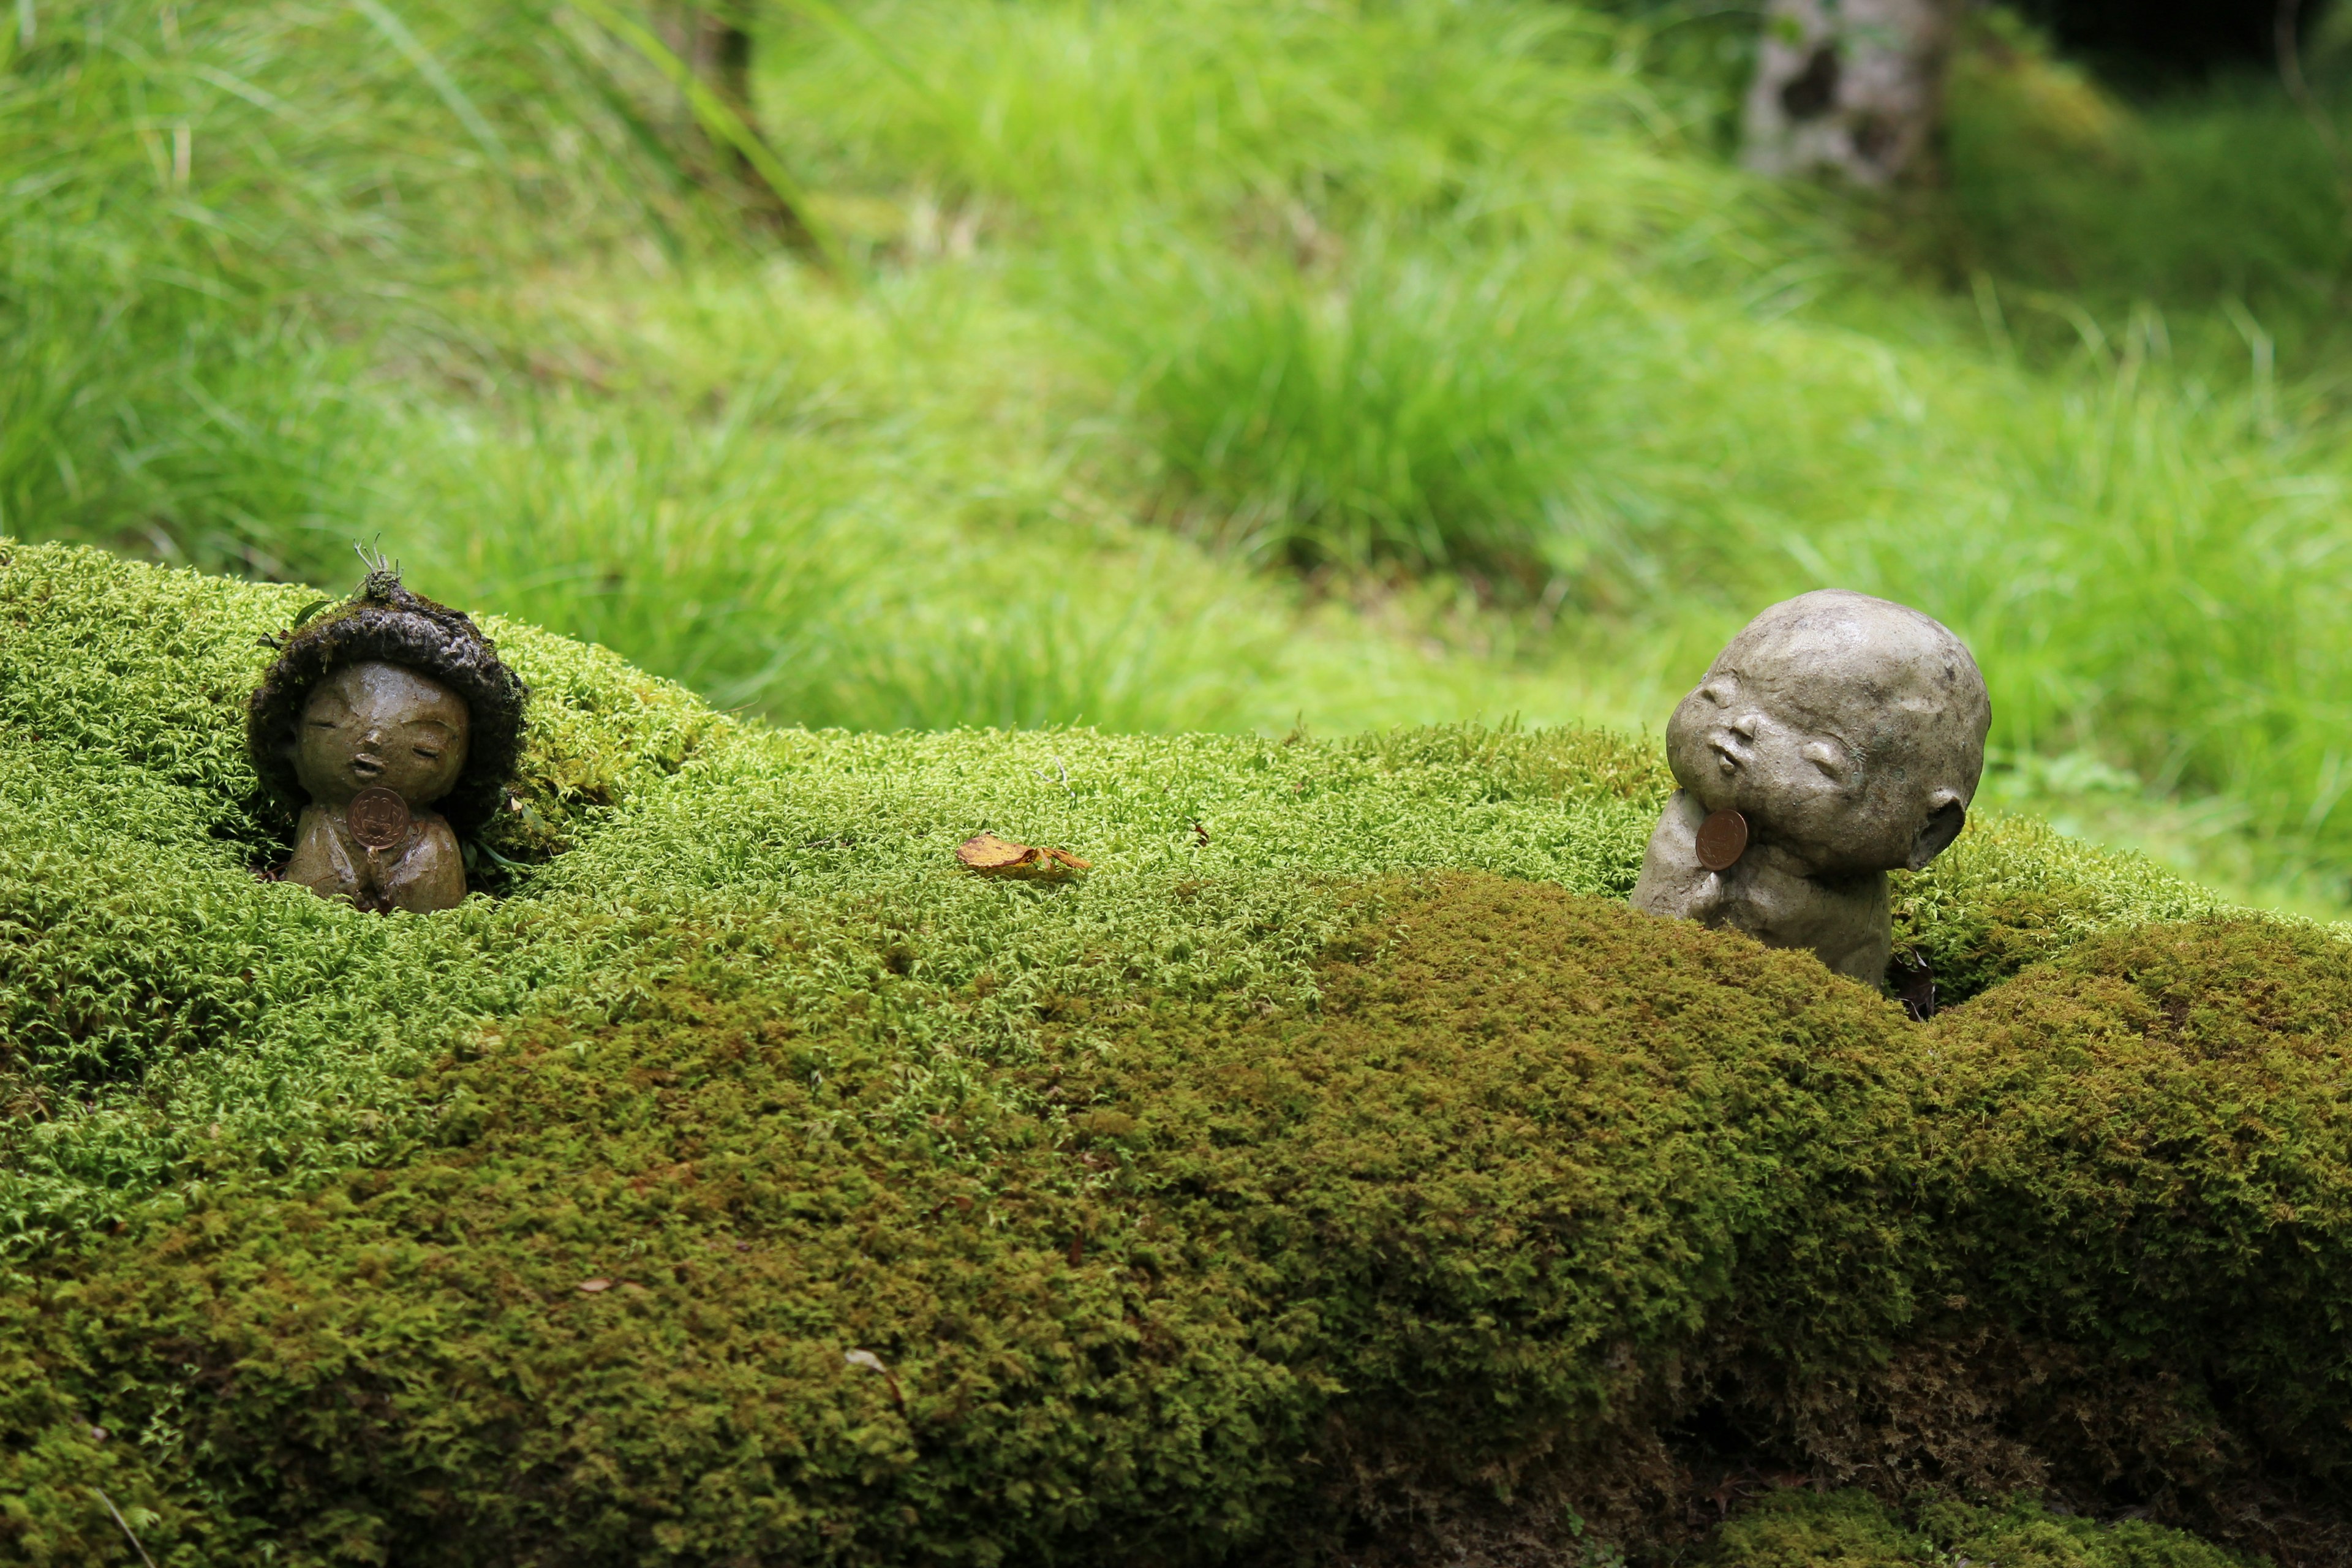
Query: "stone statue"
247 562 527 913
1630 589 1989 986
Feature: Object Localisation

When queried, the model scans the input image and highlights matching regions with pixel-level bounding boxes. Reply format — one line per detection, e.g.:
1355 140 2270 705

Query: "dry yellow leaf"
956 832 1033 870
956 832 1091 875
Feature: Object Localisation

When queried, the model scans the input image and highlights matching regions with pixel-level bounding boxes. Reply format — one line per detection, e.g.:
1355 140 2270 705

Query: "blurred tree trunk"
660 6 755 131
1743 0 1962 186
660 4 796 227
682 7 754 130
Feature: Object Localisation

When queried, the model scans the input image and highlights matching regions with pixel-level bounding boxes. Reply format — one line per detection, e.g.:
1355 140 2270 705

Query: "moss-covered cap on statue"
246 559 527 913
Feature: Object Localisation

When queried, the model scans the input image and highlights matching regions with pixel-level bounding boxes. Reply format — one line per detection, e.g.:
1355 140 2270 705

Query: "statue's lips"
1708 734 1747 774
350 754 386 778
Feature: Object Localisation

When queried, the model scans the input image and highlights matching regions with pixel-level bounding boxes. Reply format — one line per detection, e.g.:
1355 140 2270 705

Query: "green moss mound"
1706 1488 2258 1567
4 545 2348 1565
1908 920 2352 1516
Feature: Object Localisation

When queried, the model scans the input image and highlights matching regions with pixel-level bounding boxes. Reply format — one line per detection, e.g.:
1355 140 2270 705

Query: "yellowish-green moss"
1706 1489 2258 1567
1 875 1917 1563
4 544 2342 1564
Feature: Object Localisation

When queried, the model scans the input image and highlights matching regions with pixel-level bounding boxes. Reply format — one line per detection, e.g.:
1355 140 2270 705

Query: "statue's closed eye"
413 745 442 761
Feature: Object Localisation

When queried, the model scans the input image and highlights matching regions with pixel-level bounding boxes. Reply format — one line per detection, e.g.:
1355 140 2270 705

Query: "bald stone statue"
1630 590 1990 987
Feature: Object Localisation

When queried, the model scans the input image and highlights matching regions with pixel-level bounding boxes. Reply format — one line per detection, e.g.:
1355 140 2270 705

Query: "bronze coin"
347 786 412 851
1695 808 1748 872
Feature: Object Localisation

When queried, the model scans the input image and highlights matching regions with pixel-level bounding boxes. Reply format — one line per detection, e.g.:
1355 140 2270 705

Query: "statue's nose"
1728 713 1760 740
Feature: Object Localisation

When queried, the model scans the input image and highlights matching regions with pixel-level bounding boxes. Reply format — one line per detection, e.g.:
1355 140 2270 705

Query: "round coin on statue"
347 786 413 851
1695 808 1748 872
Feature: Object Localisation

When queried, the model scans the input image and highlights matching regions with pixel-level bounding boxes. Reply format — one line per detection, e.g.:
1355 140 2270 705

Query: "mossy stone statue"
1631 589 1990 985
246 564 527 913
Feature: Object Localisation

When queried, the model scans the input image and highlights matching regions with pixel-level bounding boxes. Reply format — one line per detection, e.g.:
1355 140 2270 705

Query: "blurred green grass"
9 0 2352 908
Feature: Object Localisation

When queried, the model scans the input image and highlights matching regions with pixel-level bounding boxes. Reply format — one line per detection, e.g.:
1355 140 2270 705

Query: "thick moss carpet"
2 544 2343 1567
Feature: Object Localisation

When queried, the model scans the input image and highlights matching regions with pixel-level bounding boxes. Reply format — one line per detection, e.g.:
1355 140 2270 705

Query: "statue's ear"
1906 791 1967 871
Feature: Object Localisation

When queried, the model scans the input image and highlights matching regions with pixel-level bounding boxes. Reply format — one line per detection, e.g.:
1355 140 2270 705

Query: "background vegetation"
11 8 2352 1558
9 0 2352 910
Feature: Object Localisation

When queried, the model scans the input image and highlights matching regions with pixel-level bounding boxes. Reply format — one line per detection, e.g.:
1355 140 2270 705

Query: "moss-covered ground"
6 543 2347 1566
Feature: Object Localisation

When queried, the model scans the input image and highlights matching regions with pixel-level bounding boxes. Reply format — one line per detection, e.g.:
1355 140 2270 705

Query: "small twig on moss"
843 1348 905 1409
353 537 396 581
92 1488 158 1568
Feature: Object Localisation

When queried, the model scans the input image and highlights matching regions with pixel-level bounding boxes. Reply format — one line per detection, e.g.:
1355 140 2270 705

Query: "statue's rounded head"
1664 589 1990 875
248 565 527 834
292 660 470 811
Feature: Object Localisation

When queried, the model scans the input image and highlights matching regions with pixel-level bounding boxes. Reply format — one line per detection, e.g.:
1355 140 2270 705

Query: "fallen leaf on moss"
957 832 1091 875
576 1278 611 1294
956 833 1030 869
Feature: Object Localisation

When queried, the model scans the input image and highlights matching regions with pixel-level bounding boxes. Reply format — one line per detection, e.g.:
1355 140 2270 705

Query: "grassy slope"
752 0 2352 874
3 543 2340 1566
9 0 2352 908
0 0 1573 736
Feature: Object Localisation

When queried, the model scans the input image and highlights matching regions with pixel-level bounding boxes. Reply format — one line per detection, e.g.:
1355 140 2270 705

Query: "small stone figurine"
247 563 527 913
1630 590 1989 986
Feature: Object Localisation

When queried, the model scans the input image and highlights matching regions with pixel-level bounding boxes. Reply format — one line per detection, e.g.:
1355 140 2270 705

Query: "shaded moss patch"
0 877 1909 1564
9 876 2352 1563
1893 812 2227 1003
1705 1488 2259 1567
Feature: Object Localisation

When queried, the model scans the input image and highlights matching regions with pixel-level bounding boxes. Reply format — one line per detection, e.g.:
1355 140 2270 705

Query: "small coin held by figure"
1695 808 1748 871
347 786 412 850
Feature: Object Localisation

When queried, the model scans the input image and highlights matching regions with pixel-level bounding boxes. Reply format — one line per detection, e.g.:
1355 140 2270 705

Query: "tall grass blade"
565 0 845 273
772 0 929 96
349 0 510 170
